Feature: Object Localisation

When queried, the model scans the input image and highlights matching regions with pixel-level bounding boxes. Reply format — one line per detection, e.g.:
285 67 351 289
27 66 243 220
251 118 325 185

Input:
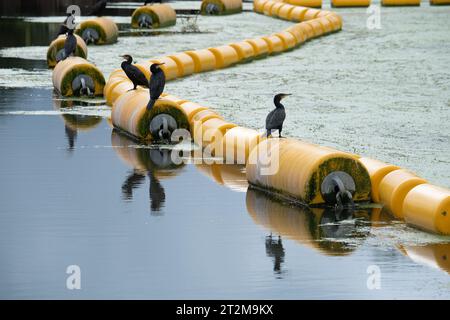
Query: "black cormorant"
265 93 291 138
147 62 166 110
57 13 71 36
144 0 162 5
87 0 107 16
63 29 77 60
120 55 149 91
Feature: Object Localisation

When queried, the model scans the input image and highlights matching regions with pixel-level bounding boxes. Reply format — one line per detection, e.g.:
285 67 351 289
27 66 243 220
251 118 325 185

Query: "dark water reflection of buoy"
111 130 185 214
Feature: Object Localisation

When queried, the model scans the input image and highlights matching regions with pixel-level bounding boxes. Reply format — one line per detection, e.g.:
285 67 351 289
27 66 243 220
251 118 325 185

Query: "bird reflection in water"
265 234 285 277
54 98 102 152
111 131 184 215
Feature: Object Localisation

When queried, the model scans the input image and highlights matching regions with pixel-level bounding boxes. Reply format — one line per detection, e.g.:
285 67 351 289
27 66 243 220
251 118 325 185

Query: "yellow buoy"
111 88 189 142
253 0 268 13
208 45 240 69
381 0 420 5
185 49 217 73
246 138 371 205
378 169 427 219
229 41 256 62
262 35 285 54
285 25 307 44
303 8 321 21
194 118 237 155
75 17 118 45
52 57 105 97
179 101 209 123
403 184 450 235
245 38 270 58
274 31 298 50
47 34 87 68
131 4 177 29
277 3 296 20
331 0 371 7
201 0 243 15
430 0 450 4
219 126 264 164
359 157 400 203
167 52 196 77
288 6 308 22
283 0 323 8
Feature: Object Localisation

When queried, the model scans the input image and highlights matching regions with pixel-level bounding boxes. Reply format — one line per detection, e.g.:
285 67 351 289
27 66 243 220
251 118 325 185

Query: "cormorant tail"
147 98 156 110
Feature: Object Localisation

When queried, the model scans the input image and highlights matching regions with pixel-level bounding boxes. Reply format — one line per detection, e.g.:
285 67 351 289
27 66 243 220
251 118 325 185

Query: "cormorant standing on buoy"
63 29 77 60
265 93 291 138
120 55 149 91
88 0 107 16
147 62 165 110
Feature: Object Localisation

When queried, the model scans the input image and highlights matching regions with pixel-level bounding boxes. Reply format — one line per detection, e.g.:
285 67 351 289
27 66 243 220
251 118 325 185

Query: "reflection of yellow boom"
399 244 450 275
246 187 373 256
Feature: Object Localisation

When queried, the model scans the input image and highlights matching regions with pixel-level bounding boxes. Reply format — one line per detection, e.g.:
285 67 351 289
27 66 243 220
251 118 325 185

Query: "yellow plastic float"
194 118 237 156
111 88 189 142
359 157 400 203
185 49 217 73
246 138 371 206
208 46 240 69
229 41 256 62
378 169 427 219
261 35 285 54
430 0 450 4
131 4 177 29
201 0 243 15
52 57 105 97
167 52 196 77
47 34 87 68
381 0 420 5
402 184 450 235
244 38 270 58
75 17 118 45
178 101 209 123
283 0 323 8
219 127 263 164
331 0 371 7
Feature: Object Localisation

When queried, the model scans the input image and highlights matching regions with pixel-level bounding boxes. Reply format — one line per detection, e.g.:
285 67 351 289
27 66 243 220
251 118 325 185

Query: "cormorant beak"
156 62 165 66
281 94 292 99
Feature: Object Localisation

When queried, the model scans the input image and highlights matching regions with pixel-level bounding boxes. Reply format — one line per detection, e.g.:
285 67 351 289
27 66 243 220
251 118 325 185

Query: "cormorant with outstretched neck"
147 62 165 110
265 93 291 138
120 55 149 91
57 13 71 36
88 0 107 16
63 29 77 60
